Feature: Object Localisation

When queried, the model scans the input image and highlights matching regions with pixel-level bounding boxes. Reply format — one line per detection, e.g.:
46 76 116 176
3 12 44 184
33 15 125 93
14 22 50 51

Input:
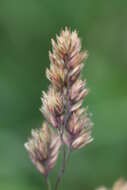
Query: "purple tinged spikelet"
24 122 61 176
40 87 63 128
41 27 93 149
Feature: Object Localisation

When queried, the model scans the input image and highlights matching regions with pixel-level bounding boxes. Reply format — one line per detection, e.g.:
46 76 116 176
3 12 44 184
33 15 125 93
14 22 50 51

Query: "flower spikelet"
25 122 61 176
47 27 88 90
46 27 93 150
40 87 63 128
64 108 93 149
96 179 127 190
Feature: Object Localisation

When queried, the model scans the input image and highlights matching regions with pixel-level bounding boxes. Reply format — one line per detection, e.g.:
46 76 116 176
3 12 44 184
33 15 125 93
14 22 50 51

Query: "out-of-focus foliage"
0 0 127 190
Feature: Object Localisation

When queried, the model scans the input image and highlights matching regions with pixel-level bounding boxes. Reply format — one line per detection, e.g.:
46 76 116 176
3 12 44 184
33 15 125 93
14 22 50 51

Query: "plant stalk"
45 175 51 190
55 132 66 190
54 56 72 190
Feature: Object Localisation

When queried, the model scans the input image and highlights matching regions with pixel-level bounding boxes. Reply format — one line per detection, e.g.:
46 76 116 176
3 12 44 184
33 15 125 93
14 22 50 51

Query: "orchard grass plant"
24 27 127 190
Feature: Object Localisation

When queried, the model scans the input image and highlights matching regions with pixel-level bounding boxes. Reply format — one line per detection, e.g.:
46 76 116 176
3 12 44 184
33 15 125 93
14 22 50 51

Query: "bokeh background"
0 0 127 190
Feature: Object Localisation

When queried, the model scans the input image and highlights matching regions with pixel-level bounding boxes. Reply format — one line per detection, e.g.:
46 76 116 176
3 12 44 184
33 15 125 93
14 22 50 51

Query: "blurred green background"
0 0 127 190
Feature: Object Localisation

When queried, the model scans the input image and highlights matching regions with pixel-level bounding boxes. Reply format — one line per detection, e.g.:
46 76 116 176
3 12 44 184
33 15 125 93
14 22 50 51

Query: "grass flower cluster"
96 179 127 190
25 27 93 190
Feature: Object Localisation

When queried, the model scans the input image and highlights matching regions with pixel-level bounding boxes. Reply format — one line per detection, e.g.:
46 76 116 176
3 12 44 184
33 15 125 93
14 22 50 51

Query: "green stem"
45 175 51 190
54 135 72 190
54 132 66 190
